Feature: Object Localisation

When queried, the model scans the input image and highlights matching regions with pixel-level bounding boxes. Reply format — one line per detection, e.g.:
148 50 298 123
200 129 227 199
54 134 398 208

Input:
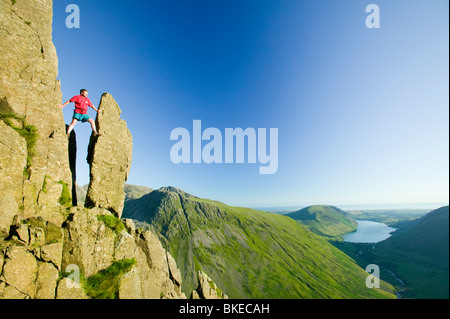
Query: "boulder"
85 93 133 217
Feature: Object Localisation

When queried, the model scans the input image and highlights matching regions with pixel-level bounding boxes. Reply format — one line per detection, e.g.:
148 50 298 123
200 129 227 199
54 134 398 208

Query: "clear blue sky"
52 0 449 209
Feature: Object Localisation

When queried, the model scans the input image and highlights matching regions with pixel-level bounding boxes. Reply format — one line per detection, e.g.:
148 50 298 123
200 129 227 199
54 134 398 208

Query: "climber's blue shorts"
73 112 91 123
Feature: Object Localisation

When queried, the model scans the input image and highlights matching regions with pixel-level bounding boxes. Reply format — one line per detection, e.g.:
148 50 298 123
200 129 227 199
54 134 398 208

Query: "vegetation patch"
83 258 137 299
57 180 72 208
0 112 38 180
96 214 125 236
42 175 49 193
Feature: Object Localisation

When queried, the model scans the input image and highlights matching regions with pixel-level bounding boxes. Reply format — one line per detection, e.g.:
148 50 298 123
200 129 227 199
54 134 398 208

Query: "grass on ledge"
83 258 137 299
96 214 125 236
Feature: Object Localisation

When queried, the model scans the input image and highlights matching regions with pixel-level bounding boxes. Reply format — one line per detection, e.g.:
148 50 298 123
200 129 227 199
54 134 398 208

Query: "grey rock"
36 261 58 299
0 123 27 235
191 271 228 299
2 246 38 298
61 207 115 277
123 218 136 235
56 278 89 300
85 93 133 217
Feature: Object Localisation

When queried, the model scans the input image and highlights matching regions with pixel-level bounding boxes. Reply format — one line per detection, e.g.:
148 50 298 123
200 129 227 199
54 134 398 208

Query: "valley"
121 186 396 299
333 206 449 299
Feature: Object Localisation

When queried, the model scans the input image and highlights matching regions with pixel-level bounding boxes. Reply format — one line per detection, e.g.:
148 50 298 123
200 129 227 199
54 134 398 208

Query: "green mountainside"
287 205 358 239
377 206 449 261
123 187 396 299
375 206 449 298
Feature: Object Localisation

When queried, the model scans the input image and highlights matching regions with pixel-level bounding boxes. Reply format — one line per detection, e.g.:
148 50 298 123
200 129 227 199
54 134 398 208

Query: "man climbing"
59 89 101 137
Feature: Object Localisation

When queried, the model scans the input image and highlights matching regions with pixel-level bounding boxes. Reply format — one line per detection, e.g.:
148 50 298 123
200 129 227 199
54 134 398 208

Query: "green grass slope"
377 206 449 263
287 205 358 239
375 206 449 299
123 187 395 299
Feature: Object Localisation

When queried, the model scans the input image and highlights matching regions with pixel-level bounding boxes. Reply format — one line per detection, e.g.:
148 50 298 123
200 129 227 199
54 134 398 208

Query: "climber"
58 89 101 137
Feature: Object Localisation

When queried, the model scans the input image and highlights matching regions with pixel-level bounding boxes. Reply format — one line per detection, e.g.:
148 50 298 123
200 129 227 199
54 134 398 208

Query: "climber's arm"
88 99 100 113
58 100 71 109
89 104 100 113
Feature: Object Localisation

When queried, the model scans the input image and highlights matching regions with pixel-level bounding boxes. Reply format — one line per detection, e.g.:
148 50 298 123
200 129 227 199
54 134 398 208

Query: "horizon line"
250 202 450 212
80 183 449 211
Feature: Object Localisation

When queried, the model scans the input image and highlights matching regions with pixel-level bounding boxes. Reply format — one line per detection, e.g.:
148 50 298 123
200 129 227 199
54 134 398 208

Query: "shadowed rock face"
85 93 133 217
67 125 77 207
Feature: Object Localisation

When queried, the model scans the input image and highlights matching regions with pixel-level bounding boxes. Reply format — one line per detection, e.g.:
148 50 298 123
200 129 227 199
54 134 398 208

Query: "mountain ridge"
123 186 396 299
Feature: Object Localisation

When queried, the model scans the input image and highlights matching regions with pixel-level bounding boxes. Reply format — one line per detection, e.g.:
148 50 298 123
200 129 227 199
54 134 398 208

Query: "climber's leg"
67 118 78 137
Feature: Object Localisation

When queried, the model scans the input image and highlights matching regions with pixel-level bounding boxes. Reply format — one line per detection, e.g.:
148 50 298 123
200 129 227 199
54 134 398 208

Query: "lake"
343 220 397 243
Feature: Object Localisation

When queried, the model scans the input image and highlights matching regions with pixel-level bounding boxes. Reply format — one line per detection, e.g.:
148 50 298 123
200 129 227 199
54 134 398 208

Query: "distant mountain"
287 205 358 239
76 183 152 205
75 183 88 204
123 187 396 299
123 184 153 200
374 206 449 299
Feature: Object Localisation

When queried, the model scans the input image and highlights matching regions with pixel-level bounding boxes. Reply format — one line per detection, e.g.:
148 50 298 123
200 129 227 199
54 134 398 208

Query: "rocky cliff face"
0 0 72 232
85 93 133 217
0 209 185 299
0 0 216 300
